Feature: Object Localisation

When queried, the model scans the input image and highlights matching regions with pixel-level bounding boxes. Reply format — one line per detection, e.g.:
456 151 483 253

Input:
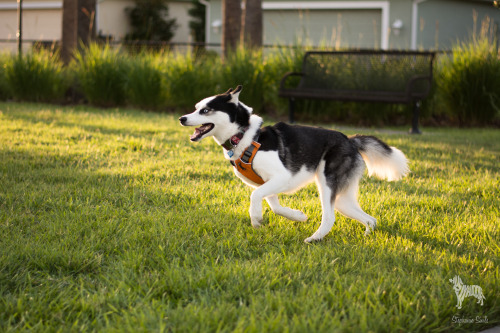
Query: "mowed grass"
0 102 498 332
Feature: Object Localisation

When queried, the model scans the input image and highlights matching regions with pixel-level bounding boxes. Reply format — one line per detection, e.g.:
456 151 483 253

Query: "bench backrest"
299 50 435 98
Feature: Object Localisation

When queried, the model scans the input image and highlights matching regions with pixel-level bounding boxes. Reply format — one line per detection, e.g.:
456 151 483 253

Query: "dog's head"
179 85 252 142
449 275 463 291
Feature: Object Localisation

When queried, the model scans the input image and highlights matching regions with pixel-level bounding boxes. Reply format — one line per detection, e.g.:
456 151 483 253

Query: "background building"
1 0 499 53
0 0 192 52
205 0 500 50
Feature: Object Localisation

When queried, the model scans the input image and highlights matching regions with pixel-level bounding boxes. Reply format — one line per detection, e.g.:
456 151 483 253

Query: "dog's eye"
200 108 210 115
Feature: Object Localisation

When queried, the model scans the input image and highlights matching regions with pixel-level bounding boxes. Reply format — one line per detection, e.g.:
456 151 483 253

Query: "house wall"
97 0 134 40
206 0 222 46
206 0 408 50
0 0 193 53
388 0 412 49
169 1 193 43
2 0 498 53
205 0 500 51
0 1 62 52
416 0 500 50
97 0 192 43
264 8 383 49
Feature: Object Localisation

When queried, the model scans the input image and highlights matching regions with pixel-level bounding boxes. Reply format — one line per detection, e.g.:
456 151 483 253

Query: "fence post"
17 0 22 57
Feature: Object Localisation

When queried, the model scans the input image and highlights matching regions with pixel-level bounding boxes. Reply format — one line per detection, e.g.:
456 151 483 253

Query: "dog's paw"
364 225 372 235
250 216 263 228
364 219 377 235
290 210 308 222
276 208 308 222
304 235 323 243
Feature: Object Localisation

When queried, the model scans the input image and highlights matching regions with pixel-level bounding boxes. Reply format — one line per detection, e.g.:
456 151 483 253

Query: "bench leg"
410 101 422 134
288 98 295 123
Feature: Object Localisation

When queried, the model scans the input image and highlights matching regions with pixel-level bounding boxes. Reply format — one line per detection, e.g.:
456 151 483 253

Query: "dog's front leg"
266 195 307 222
249 178 289 228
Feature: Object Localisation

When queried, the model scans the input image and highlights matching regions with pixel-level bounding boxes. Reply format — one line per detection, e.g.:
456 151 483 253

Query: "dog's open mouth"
190 123 214 141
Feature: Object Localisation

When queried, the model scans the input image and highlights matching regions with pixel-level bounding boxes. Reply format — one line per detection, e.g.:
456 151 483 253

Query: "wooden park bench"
278 50 436 134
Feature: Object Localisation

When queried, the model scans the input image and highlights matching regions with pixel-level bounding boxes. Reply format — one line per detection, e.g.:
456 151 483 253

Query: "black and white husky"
179 86 409 242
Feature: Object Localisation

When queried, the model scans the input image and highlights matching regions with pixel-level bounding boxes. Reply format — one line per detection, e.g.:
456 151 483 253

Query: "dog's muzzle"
179 116 188 126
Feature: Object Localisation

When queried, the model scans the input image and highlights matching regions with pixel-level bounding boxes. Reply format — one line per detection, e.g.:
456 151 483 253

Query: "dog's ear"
224 88 234 94
229 85 243 104
233 85 242 94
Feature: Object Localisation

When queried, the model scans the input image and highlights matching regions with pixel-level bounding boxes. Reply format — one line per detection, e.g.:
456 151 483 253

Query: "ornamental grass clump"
163 51 220 109
74 43 129 107
126 53 168 110
436 17 500 126
220 46 267 112
3 50 68 102
0 53 11 100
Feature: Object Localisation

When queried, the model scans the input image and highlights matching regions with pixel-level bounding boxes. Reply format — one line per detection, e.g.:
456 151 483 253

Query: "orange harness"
230 141 265 185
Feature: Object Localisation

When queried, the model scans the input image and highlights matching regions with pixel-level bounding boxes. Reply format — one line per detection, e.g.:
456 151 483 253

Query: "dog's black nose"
179 116 187 125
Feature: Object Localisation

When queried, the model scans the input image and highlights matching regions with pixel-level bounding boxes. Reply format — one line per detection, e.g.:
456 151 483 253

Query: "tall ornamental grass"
126 53 167 110
163 52 219 109
220 47 267 112
74 43 129 107
2 50 68 102
1 36 499 127
0 53 10 100
261 46 305 112
436 18 500 126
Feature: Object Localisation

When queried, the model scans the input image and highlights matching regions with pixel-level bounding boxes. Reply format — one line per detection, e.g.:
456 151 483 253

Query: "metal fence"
0 38 456 58
0 38 310 55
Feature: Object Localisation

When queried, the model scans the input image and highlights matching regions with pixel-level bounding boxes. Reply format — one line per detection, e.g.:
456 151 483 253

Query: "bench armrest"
406 75 433 99
279 72 304 90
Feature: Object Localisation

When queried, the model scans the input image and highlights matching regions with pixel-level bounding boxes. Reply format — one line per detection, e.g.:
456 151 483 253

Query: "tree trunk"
222 0 241 59
61 0 96 65
240 0 262 49
78 0 96 45
61 0 77 64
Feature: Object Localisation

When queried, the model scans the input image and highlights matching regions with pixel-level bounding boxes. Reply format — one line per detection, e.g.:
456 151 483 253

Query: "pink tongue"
190 128 202 140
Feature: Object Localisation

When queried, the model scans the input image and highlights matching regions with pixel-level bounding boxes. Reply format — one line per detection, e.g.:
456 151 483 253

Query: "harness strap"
230 141 265 185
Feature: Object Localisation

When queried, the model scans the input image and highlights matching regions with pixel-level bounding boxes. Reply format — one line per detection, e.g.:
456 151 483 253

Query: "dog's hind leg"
305 161 336 243
266 195 308 222
335 180 377 235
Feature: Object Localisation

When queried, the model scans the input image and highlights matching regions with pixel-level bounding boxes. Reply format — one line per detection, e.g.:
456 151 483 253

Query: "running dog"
179 86 409 242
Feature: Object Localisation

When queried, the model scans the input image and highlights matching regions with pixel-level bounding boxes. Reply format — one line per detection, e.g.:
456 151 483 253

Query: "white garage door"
264 9 382 49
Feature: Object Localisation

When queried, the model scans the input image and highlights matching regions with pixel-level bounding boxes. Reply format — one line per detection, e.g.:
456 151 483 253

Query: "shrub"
125 0 177 42
436 20 500 126
3 51 68 102
0 53 11 100
2 39 499 128
262 46 305 115
220 47 267 112
126 53 167 109
164 52 220 109
74 43 129 107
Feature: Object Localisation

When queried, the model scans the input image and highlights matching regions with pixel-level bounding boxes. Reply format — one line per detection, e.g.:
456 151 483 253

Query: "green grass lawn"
0 102 498 332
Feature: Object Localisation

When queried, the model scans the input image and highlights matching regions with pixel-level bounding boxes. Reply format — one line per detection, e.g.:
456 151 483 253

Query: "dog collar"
221 127 248 157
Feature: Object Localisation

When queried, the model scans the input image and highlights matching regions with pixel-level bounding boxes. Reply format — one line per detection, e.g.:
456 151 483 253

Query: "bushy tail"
350 135 409 181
